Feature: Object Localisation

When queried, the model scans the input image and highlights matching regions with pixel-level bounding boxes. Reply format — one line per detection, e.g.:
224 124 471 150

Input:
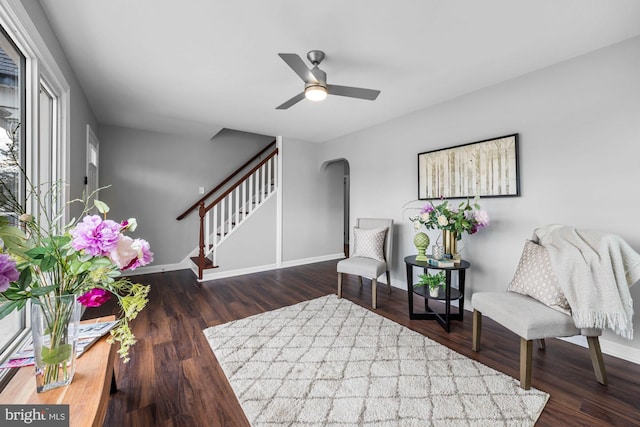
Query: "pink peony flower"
124 239 153 270
78 288 111 307
474 210 490 228
109 236 139 269
0 253 19 292
69 215 122 256
419 204 434 214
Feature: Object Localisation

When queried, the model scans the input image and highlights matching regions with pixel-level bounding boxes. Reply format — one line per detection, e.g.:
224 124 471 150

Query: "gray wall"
20 0 98 219
281 137 343 262
216 197 277 271
318 36 640 359
98 125 273 266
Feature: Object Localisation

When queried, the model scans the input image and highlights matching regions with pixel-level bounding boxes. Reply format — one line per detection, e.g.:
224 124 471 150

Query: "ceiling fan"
276 50 381 110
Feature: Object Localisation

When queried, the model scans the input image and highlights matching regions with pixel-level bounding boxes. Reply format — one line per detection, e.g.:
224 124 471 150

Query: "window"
0 1 70 388
0 24 27 374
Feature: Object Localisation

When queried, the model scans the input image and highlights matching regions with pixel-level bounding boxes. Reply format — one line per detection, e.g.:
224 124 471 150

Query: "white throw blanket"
532 225 640 339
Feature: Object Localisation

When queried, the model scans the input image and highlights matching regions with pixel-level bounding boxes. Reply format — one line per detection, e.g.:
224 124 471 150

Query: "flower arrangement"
0 198 152 362
0 125 152 366
410 197 490 237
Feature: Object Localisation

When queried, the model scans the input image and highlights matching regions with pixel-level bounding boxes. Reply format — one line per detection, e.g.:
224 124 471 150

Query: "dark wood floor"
85 260 640 426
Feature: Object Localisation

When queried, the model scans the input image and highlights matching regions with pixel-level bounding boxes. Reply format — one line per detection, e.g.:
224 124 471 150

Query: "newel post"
198 202 206 280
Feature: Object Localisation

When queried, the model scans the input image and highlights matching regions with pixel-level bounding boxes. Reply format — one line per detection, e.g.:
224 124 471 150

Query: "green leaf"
91 257 113 267
25 246 48 259
39 255 58 272
30 285 58 296
78 252 93 263
41 343 72 365
0 223 28 240
1 285 26 299
15 268 32 290
0 300 21 320
77 261 92 274
94 199 110 214
51 235 70 247
69 260 81 275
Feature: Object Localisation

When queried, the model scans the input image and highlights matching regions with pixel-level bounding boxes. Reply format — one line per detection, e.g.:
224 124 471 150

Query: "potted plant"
415 271 446 297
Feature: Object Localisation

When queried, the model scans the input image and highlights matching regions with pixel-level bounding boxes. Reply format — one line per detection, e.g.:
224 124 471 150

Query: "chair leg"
587 336 608 385
337 273 342 298
386 271 392 294
472 310 482 352
371 278 377 309
538 339 546 350
520 338 533 390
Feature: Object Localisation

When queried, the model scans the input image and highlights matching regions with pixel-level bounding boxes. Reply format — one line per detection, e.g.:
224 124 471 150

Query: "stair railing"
195 148 278 278
176 139 276 221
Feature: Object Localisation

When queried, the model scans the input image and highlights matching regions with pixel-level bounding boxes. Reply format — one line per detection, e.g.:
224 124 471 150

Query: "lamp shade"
305 85 328 101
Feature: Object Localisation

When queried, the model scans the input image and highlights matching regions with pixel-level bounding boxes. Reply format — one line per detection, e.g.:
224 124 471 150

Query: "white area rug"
204 294 548 426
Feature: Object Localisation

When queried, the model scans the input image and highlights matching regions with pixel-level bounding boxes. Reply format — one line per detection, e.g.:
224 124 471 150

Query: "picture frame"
418 133 520 200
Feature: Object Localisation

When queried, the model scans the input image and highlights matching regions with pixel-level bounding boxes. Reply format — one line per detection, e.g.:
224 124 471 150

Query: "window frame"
0 0 70 389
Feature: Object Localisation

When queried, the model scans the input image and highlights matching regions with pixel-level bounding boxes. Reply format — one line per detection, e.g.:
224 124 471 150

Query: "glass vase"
31 294 81 393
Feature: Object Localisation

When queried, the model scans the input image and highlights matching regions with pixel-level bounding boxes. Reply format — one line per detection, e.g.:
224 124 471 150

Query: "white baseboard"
559 335 640 365
199 253 345 282
200 263 279 282
280 253 345 268
129 253 345 281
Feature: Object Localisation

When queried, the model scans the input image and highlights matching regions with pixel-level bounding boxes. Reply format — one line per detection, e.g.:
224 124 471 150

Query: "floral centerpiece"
0 126 152 391
410 197 489 257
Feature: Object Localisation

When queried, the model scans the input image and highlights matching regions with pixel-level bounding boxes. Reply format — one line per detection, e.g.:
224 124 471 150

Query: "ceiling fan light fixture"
305 84 327 101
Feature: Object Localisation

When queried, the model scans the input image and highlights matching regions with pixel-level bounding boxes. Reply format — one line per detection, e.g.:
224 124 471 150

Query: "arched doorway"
321 158 350 257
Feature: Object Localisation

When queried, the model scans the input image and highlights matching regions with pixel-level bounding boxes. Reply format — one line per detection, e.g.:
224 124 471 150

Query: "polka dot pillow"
507 240 571 315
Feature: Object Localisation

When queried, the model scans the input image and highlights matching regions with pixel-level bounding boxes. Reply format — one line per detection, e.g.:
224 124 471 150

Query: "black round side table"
404 255 471 332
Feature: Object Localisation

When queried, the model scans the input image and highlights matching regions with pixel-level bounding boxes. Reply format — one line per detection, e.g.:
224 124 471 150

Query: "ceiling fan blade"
310 67 325 82
276 92 306 110
278 53 318 83
327 84 380 100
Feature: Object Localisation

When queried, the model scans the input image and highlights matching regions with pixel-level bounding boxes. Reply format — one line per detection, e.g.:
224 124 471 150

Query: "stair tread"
190 256 218 270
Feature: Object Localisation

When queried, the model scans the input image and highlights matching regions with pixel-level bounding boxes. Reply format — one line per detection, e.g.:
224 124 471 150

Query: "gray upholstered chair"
337 218 393 309
471 292 607 390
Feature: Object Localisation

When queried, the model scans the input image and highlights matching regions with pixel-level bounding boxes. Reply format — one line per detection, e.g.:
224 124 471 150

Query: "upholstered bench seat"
472 292 601 339
337 256 387 279
471 291 607 389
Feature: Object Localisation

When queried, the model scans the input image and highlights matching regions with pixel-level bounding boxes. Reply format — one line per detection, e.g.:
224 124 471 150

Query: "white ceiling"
39 0 640 143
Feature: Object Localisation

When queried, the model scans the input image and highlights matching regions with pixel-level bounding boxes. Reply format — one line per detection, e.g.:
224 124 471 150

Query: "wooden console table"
0 315 117 427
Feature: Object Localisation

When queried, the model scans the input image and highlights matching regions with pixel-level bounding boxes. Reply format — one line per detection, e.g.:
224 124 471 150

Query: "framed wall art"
418 133 520 200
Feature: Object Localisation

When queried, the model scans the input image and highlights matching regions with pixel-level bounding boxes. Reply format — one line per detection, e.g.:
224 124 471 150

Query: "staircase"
177 140 278 279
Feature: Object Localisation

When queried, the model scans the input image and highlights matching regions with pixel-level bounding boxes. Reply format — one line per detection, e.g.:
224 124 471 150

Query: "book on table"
426 256 456 267
0 320 118 369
